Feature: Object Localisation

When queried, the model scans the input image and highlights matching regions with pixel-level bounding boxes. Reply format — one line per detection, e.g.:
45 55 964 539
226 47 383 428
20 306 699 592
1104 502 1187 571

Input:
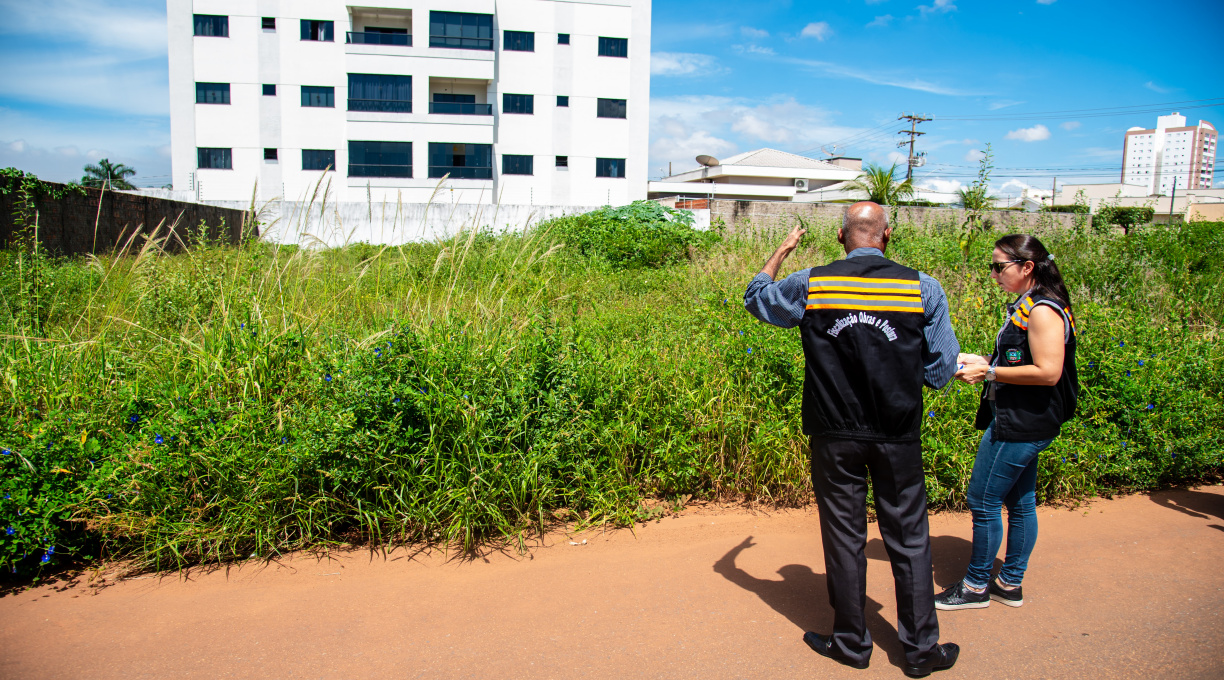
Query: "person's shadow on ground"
1150 488 1224 532
713 536 905 669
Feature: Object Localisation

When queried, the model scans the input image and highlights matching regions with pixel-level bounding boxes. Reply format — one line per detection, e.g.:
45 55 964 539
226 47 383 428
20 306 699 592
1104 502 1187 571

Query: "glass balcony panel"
429 102 493 115
428 166 493 179
346 31 411 46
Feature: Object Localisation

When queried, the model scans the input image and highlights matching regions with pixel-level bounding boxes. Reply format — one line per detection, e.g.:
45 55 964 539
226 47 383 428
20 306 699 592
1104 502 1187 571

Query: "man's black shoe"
989 579 1024 607
903 642 960 678
934 580 989 610
802 631 869 670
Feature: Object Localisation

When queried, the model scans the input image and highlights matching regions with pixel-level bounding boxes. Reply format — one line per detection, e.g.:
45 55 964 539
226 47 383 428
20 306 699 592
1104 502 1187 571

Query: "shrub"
1044 204 1090 214
1097 206 1155 235
546 200 715 269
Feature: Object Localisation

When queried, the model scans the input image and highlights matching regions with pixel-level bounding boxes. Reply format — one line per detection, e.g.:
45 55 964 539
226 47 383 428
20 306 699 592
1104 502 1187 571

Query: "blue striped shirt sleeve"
919 273 960 389
743 269 809 328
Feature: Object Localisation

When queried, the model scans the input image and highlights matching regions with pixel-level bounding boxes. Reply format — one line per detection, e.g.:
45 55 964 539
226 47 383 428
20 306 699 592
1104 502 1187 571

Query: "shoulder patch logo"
1005 348 1023 365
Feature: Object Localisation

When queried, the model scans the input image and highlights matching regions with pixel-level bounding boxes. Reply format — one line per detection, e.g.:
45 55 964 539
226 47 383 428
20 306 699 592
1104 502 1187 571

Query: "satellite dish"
696 155 719 167
821 145 841 157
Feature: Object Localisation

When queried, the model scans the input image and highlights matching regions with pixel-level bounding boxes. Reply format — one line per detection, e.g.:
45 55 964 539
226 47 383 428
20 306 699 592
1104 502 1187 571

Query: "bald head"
838 201 891 254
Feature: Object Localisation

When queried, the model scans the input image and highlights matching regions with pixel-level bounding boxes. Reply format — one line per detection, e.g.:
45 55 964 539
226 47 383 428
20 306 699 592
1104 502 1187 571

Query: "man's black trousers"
809 435 940 667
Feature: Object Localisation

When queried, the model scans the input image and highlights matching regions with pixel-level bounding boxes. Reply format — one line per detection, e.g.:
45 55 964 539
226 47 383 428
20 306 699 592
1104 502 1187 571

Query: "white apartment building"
167 0 651 206
1122 112 1216 195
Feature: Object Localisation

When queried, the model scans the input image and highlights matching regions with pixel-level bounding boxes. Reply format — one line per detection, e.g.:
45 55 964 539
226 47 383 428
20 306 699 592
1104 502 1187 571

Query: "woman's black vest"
799 255 926 441
974 293 1079 441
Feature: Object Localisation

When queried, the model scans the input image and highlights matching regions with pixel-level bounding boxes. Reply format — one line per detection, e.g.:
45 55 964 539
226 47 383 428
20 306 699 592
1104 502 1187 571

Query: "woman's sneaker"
934 581 990 610
988 579 1024 607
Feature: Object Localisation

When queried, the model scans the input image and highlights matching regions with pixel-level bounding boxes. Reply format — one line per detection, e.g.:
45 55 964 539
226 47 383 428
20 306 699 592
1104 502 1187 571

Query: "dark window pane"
349 141 412 177
433 93 476 103
264 148 278 160
596 98 626 119
263 84 276 96
428 142 493 178
557 33 570 45
595 158 625 178
300 20 334 41
197 148 232 169
502 154 533 175
556 156 568 168
347 27 410 45
556 95 569 107
262 17 276 30
302 149 336 171
301 86 335 107
598 37 627 57
503 93 534 115
193 15 229 37
503 30 534 52
348 74 412 112
429 11 493 50
196 82 231 104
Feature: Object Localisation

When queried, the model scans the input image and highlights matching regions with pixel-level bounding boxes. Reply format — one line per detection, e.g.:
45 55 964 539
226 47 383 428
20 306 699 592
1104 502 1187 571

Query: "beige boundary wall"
706 200 1080 234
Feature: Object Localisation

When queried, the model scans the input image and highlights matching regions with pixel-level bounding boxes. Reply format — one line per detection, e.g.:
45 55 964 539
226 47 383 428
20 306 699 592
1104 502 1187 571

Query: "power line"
933 97 1224 121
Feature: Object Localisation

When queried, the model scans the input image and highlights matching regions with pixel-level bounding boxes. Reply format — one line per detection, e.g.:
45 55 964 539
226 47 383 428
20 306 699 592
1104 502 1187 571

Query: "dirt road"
2 487 1222 679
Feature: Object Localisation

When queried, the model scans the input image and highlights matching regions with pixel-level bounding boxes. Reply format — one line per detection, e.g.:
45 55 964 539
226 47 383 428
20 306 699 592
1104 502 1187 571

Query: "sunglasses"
989 259 1025 274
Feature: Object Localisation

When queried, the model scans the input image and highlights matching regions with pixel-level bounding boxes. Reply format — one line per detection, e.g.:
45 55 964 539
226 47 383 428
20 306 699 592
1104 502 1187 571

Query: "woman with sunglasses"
935 233 1078 611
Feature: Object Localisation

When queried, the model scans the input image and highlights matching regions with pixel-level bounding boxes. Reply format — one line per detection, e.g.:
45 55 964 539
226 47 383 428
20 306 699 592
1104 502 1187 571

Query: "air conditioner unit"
794 178 809 191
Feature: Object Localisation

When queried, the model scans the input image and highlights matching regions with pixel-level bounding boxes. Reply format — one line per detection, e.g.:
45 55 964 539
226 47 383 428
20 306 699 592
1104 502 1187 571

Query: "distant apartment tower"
167 1 651 206
1122 112 1217 194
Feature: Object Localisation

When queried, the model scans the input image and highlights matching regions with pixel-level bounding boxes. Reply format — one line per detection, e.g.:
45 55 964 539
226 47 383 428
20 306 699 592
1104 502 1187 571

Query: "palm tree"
845 163 914 205
81 158 137 190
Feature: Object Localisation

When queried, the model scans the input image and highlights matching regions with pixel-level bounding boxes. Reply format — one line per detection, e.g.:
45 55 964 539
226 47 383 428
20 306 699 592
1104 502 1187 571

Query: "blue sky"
1 0 1221 197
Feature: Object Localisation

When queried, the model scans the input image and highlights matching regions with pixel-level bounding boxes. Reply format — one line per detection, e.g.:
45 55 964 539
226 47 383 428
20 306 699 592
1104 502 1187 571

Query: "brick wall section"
709 200 1084 234
0 182 253 255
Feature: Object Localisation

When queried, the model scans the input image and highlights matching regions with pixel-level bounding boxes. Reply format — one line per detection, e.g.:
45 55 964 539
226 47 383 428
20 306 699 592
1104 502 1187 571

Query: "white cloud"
0 51 169 116
917 179 965 196
886 151 909 166
651 52 721 77
800 22 834 41
7 140 26 153
988 100 1024 110
732 44 777 56
1145 81 1170 93
995 179 1051 199
1005 124 1051 142
741 26 770 39
0 107 169 184
783 57 976 95
1036 0 1057 5
867 15 894 28
964 148 986 162
1060 121 1081 131
0 0 167 57
918 0 957 16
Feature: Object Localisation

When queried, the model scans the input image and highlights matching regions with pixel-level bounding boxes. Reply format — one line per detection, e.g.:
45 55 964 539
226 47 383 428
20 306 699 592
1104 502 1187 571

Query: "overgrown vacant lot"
2 203 1222 577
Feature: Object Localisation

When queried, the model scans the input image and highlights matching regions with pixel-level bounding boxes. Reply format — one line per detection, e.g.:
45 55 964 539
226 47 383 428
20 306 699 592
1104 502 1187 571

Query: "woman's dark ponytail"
994 234 1071 308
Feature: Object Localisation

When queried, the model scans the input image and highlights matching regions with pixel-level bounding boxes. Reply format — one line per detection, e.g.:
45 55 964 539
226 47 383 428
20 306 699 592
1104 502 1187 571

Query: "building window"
558 33 570 45
598 37 628 57
197 148 232 169
595 158 625 178
262 17 276 30
596 98 627 119
504 30 534 52
349 141 412 177
556 156 568 168
193 14 228 37
348 27 410 46
428 142 493 179
264 148 278 161
503 93 534 115
557 95 569 107
301 20 334 42
348 74 412 113
301 86 335 108
263 84 276 96
502 154 533 175
195 82 230 104
431 93 491 115
302 149 336 171
429 11 493 50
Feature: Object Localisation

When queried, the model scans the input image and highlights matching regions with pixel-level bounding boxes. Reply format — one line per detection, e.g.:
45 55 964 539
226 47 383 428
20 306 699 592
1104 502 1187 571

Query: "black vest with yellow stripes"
974 293 1079 442
799 255 926 441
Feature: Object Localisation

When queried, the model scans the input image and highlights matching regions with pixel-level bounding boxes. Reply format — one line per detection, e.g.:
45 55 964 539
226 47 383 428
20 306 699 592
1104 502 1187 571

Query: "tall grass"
1 194 1222 576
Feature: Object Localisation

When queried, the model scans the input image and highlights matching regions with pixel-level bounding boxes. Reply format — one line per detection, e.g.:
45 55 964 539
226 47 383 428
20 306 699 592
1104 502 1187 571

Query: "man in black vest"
743 202 961 677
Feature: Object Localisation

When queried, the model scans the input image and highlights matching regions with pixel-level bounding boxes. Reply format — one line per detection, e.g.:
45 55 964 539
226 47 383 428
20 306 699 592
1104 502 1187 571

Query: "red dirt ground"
2 486 1222 679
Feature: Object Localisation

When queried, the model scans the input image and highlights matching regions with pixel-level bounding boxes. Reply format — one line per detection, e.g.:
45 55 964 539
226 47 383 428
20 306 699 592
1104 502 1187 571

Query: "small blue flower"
1119 341 1125 347
1062 456 1066 462
1087 361 1095 368
747 348 753 354
280 436 288 444
240 323 245 329
107 494 113 499
41 553 50 564
129 415 139 424
1126 371 1132 377
464 394 470 399
1122 441 1128 448
324 374 333 382
3 494 9 499
1137 360 1144 367
1 449 9 455
738 331 743 336
154 434 164 445
1146 403 1155 410
928 411 935 418
1172 453 1178 459
47 545 55 554
723 298 728 304
5 527 13 535
393 398 401 403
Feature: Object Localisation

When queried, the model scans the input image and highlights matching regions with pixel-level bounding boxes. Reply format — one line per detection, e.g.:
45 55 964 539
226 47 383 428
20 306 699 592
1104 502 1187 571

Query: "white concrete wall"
168 0 650 206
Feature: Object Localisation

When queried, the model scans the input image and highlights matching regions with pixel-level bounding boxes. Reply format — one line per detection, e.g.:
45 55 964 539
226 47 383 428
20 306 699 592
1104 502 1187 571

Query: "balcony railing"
347 31 411 46
429 102 492 115
348 99 412 113
349 164 413 178
428 166 493 179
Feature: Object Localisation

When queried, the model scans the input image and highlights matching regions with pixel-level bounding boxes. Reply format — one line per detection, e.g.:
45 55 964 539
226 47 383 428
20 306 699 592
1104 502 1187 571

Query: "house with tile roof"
647 148 863 203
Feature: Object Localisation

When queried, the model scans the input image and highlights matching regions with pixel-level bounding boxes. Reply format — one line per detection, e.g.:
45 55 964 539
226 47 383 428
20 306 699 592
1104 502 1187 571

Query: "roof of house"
717 148 847 171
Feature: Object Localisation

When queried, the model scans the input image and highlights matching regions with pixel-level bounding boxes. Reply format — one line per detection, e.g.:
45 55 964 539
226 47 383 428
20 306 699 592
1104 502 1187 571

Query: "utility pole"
1051 177 1056 208
897 113 932 181
1168 176 1178 224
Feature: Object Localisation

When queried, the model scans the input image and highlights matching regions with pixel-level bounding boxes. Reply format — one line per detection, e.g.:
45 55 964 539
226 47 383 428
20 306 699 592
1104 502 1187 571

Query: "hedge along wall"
0 182 254 255
710 200 1083 234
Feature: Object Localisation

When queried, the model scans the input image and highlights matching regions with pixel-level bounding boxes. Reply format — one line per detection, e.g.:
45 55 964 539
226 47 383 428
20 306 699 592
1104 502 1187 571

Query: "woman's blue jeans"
964 422 1054 589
